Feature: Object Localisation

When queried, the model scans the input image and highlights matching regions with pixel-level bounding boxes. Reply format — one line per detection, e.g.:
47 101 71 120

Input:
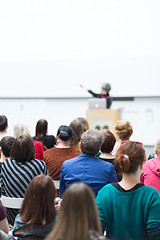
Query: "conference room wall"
0 97 159 149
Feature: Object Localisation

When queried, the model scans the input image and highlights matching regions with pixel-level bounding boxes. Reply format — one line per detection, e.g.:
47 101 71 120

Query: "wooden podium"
86 109 120 140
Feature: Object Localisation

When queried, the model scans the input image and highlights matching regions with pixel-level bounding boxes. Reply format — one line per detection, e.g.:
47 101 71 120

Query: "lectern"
86 109 120 140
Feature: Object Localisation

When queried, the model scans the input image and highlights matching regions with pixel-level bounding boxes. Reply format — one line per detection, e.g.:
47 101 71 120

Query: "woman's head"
10 134 35 163
115 119 133 141
101 83 111 94
155 138 160 156
35 119 48 142
101 130 116 154
47 183 102 240
69 119 84 146
57 125 74 142
114 141 145 173
20 174 56 225
77 117 89 133
14 123 30 138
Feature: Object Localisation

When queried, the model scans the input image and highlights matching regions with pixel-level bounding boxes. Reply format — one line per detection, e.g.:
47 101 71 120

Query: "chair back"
53 180 60 190
1 196 24 209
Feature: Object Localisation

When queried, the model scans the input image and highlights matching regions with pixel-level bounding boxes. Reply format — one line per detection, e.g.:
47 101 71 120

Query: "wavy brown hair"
20 175 56 225
115 120 133 141
46 183 102 240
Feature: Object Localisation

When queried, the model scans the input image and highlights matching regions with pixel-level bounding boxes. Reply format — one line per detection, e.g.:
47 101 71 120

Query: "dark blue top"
59 152 118 197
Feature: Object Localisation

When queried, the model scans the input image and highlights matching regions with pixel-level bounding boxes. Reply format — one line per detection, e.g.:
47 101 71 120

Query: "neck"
119 168 141 190
100 152 115 159
0 129 7 135
56 140 70 148
0 153 6 163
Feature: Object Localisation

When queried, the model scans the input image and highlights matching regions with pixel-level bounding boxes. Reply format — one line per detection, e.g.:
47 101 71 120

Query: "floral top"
13 214 55 238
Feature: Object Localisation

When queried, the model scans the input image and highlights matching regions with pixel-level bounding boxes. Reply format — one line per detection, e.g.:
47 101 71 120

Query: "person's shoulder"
30 158 46 166
63 154 80 166
43 146 56 155
2 157 12 166
141 185 159 194
98 157 115 168
70 147 81 155
96 183 114 198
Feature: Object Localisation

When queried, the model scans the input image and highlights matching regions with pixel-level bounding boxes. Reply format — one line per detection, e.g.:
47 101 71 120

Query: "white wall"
1 97 160 148
0 0 160 97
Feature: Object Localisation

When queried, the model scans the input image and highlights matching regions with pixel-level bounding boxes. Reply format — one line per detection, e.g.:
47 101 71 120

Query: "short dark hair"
81 129 104 156
101 130 116 153
10 135 35 163
57 125 74 141
0 115 8 131
0 136 15 158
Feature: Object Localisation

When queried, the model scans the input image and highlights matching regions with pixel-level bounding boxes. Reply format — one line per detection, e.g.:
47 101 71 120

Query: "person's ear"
0 146 2 152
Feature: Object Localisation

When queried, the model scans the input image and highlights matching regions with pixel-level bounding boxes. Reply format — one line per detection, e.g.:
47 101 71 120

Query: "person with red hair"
97 141 160 240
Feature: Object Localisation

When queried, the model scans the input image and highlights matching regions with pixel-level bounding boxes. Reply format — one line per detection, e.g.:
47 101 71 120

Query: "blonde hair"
14 123 30 138
155 138 160 156
115 120 133 141
46 183 102 240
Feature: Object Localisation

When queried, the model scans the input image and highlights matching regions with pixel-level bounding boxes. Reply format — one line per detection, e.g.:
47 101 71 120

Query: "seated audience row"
13 176 105 240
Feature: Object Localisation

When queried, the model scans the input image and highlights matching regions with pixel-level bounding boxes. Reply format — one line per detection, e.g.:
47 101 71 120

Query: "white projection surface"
0 0 160 97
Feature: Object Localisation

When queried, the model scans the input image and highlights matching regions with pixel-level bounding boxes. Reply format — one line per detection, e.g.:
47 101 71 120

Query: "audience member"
69 118 84 151
33 119 56 150
112 119 133 155
99 129 116 164
99 130 121 181
0 115 8 140
1 134 49 225
77 117 89 132
60 129 117 197
0 136 15 196
14 123 44 160
0 136 15 172
13 175 56 239
43 125 80 180
46 183 105 240
96 141 160 240
141 138 160 194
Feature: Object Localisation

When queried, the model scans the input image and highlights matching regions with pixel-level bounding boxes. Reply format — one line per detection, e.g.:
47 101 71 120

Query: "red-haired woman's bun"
114 154 130 172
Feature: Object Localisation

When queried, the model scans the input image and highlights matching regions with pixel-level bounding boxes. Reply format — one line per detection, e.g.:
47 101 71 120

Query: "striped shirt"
1 158 49 225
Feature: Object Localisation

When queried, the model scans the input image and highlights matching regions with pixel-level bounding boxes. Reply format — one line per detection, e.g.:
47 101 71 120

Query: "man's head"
0 136 15 159
81 129 104 156
0 115 8 133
